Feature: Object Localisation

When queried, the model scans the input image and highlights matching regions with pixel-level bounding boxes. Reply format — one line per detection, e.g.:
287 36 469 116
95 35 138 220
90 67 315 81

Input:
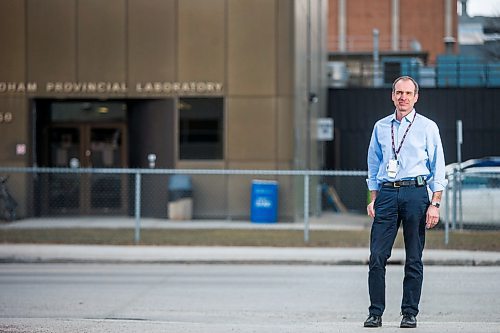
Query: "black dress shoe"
364 314 382 328
400 314 417 328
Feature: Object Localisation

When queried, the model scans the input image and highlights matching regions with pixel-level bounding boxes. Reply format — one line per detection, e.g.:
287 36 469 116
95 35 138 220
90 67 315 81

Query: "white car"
440 157 500 227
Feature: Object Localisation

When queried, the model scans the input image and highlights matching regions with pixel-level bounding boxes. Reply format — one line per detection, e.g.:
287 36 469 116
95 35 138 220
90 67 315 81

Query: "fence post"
304 173 310 243
134 172 141 244
444 185 450 245
452 168 457 230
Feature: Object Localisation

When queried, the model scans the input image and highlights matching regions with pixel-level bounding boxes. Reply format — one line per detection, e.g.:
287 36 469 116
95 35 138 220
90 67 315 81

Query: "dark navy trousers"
368 184 429 317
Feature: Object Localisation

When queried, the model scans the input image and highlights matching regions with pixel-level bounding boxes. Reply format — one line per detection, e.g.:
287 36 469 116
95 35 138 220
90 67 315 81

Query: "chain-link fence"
1 167 498 245
0 167 369 242
442 167 500 243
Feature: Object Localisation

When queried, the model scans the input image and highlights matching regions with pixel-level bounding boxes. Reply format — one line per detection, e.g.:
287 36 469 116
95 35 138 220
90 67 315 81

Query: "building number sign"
0 112 13 124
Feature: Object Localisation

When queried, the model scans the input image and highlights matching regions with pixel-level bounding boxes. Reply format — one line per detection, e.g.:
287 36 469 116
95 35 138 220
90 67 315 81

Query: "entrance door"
43 123 127 215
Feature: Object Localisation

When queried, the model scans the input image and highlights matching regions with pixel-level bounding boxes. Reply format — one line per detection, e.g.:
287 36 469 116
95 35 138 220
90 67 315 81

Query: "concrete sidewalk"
0 212 372 230
1 244 500 266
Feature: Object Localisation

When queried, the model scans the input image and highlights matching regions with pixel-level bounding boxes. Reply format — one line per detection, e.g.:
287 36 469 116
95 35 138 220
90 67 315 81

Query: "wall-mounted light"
308 93 318 104
98 107 109 114
147 153 157 168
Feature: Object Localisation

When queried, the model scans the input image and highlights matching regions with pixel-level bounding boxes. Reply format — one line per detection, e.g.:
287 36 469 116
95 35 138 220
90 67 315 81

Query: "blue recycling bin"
250 180 278 223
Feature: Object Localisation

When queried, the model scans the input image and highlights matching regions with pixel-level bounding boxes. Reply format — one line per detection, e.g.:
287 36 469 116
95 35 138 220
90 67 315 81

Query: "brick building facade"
328 0 458 64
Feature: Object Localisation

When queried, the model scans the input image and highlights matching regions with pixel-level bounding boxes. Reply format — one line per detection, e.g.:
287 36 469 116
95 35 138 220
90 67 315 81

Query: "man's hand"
367 190 378 218
426 205 440 229
426 191 442 229
367 201 375 218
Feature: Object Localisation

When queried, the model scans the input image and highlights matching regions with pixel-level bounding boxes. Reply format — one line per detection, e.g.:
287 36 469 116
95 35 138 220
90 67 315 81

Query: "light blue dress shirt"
366 109 448 193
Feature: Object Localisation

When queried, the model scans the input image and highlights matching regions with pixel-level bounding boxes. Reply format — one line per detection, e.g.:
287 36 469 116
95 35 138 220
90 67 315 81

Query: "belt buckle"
393 182 400 188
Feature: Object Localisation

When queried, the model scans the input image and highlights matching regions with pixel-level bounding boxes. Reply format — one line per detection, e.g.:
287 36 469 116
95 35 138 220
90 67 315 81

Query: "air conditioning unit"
381 57 421 86
327 61 349 88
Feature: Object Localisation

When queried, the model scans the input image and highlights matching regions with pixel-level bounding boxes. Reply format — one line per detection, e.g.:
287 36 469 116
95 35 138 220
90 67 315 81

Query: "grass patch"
1 228 499 251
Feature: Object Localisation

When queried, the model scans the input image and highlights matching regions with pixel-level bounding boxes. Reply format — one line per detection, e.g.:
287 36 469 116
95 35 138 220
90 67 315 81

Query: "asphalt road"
0 264 499 333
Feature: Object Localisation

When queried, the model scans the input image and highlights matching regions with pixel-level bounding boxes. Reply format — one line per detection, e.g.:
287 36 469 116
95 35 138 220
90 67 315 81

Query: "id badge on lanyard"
387 159 399 179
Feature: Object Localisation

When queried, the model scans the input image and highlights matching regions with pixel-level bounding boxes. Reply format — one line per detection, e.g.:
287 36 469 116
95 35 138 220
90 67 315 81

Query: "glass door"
46 127 82 214
87 125 127 214
43 124 127 215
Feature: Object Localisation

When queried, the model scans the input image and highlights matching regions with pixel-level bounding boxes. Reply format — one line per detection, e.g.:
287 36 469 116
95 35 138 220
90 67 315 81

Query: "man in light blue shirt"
363 76 447 329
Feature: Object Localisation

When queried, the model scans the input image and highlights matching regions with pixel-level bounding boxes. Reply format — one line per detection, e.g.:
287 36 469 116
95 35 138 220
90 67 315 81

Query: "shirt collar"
392 109 416 124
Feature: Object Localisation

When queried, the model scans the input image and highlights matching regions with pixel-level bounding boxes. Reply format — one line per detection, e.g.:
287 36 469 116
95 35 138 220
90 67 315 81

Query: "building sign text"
0 81 224 96
0 112 13 124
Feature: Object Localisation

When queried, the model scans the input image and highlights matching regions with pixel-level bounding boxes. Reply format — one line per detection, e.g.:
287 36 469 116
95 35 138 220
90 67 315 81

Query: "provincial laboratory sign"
0 81 223 95
136 82 223 94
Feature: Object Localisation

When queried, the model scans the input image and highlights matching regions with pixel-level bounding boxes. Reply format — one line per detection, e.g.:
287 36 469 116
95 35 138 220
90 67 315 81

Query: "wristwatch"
431 201 441 208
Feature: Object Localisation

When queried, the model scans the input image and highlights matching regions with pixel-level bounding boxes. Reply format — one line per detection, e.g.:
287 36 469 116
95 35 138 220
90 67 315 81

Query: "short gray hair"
392 76 419 95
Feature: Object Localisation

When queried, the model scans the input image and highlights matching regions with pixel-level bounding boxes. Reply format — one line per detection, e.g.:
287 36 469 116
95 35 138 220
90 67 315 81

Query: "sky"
464 0 500 17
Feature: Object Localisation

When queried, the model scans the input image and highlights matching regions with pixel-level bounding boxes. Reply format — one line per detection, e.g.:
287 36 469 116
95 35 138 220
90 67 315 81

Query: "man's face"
392 79 419 114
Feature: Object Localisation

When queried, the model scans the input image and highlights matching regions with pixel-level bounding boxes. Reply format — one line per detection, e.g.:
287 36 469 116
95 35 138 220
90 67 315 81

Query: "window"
179 98 223 160
51 101 126 122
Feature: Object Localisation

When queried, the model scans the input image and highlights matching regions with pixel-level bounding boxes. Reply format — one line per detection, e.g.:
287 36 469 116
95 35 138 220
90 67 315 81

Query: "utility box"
168 175 193 220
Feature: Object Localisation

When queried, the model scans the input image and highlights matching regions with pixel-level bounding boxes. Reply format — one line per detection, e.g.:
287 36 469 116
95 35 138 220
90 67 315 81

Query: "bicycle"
0 176 18 221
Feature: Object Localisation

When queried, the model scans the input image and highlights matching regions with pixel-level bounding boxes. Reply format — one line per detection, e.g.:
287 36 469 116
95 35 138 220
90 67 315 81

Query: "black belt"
382 179 426 188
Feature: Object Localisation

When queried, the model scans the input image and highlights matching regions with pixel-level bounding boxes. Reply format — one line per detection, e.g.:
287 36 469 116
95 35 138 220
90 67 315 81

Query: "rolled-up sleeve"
427 123 448 192
367 125 382 191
